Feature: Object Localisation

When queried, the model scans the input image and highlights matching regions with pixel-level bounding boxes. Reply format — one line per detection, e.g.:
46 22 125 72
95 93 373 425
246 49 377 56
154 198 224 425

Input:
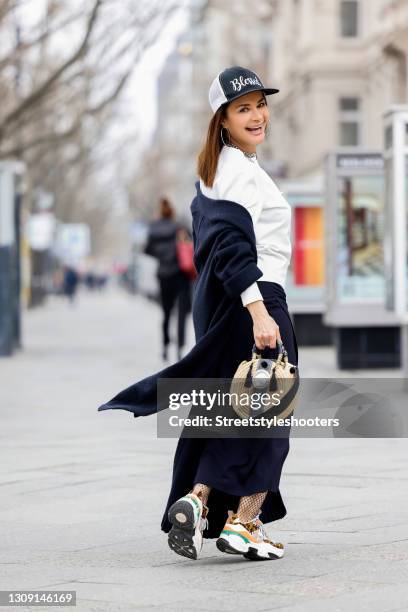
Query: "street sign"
130 220 148 245
55 223 91 263
27 213 56 251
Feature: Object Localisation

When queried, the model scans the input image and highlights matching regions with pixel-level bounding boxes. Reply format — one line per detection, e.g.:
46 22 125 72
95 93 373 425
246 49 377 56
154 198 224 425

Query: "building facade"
135 0 408 213
268 0 408 178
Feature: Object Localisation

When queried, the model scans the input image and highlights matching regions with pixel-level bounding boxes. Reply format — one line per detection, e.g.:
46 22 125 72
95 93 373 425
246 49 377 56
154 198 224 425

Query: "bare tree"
0 0 181 256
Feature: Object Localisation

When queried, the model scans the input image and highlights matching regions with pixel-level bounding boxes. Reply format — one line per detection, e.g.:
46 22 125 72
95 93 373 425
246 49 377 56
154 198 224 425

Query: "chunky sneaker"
216 513 284 560
167 493 209 560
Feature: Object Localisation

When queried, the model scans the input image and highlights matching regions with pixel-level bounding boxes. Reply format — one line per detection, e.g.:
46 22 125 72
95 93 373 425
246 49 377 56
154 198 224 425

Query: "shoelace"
200 516 209 532
247 513 284 548
251 513 267 539
228 511 283 547
244 513 267 538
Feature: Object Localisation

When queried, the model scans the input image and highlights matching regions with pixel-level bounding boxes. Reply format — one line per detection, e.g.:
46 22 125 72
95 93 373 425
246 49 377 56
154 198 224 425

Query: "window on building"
340 0 359 38
339 97 361 146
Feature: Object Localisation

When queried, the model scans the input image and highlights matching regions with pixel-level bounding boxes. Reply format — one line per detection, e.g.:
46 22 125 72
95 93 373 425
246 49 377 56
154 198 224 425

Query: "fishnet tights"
191 483 211 506
237 491 267 523
191 483 267 523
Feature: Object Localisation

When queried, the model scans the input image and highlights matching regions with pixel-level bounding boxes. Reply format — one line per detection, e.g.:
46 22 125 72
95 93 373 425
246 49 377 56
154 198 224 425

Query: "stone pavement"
0 288 407 612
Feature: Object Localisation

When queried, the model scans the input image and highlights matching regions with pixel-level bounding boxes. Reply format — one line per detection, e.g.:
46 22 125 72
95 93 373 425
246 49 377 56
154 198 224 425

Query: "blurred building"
141 0 276 219
268 0 408 178
265 0 408 364
143 0 408 210
139 0 408 207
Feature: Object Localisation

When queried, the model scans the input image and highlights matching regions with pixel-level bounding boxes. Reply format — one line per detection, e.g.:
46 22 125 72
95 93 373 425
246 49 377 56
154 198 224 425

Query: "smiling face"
221 91 269 154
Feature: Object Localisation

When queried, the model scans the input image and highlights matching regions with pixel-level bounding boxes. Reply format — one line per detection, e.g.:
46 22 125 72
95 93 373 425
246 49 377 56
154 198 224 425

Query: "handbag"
176 229 197 280
229 340 300 420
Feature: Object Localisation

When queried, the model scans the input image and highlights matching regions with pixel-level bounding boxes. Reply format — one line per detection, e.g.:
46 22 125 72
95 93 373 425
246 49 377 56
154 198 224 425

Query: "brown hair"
197 105 228 188
159 197 174 220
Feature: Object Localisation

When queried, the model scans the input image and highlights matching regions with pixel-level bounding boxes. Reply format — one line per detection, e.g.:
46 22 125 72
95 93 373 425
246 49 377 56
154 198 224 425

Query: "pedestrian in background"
144 197 192 361
99 66 298 563
62 265 79 305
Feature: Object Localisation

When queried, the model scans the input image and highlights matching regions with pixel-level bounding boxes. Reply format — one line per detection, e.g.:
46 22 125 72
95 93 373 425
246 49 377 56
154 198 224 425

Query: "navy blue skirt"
161 281 298 538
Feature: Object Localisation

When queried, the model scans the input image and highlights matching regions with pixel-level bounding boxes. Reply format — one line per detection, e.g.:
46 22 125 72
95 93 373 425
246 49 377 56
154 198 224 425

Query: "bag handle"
244 341 289 389
251 340 288 364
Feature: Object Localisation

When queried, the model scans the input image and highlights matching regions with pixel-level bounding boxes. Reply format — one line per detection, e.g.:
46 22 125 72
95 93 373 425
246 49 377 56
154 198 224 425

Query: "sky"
15 0 188 152
129 6 188 151
96 4 189 207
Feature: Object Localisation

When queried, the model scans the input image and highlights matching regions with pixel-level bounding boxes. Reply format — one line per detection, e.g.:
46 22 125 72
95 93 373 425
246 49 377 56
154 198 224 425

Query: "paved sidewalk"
0 288 407 611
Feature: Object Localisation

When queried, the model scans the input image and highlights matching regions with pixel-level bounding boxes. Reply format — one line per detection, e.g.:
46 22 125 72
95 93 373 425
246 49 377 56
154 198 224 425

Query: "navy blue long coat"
98 182 264 415
98 182 290 537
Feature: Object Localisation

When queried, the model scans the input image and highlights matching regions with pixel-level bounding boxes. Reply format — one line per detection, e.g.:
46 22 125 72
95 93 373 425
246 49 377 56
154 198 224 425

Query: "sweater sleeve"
240 282 263 306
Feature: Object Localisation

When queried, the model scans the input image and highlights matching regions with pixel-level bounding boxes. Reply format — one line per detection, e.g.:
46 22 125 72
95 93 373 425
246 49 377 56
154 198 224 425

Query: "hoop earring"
220 126 231 146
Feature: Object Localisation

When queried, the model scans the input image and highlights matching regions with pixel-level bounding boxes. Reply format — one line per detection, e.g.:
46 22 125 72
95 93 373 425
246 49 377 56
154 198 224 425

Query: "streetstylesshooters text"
166 390 340 429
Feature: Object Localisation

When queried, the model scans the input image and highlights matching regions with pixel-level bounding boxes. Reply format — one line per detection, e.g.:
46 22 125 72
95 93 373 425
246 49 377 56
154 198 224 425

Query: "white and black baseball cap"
208 66 279 114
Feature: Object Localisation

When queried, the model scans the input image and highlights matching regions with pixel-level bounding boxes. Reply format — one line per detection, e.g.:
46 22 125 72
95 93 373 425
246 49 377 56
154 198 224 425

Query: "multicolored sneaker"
216 513 284 560
167 493 209 560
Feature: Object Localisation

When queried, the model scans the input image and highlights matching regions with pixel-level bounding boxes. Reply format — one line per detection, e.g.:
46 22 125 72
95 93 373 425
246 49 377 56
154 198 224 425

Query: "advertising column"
282 181 330 346
383 106 408 379
0 161 24 356
325 150 400 369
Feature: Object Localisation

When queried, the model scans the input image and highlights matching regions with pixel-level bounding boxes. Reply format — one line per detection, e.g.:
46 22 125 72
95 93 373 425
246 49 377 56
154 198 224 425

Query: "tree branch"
0 0 103 139
0 120 81 158
0 9 84 72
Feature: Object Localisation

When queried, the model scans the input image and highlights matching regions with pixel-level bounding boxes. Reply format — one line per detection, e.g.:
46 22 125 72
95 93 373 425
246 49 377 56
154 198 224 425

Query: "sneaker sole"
244 545 284 561
168 499 196 530
216 537 242 555
167 499 199 560
217 536 284 560
168 526 198 560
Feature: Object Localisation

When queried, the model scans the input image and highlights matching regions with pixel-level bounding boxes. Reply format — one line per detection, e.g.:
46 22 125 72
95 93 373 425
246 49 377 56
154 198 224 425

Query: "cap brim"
225 86 279 107
262 87 280 95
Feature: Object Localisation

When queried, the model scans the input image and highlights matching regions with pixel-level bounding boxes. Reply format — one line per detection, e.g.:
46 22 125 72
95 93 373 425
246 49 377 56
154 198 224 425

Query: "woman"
144 197 192 361
98 66 298 562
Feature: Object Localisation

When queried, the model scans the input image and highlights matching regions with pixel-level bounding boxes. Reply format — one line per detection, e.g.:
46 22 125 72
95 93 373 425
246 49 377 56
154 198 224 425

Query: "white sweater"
199 145 292 306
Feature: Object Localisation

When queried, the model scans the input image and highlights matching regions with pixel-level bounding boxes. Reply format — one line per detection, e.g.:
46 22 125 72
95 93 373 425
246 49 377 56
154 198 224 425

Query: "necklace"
225 143 257 160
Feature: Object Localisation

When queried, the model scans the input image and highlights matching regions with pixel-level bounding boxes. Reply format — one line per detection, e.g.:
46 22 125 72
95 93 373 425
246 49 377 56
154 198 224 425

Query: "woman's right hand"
246 300 281 350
